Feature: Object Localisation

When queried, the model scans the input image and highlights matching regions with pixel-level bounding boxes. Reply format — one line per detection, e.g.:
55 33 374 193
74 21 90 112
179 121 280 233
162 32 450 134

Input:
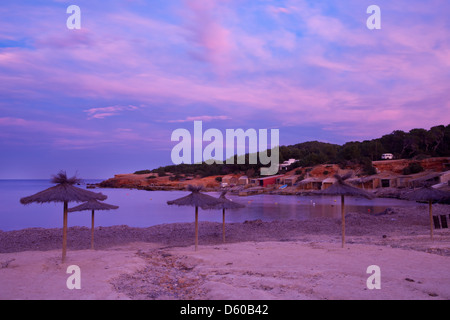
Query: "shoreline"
1 204 449 256
93 158 450 200
92 181 448 201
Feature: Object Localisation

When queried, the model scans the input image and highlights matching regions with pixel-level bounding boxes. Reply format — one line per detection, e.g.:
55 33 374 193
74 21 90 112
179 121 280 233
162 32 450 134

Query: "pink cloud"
269 6 290 14
182 0 234 76
168 115 231 123
84 105 139 120
0 116 162 150
0 117 98 136
34 28 94 49
0 0 449 147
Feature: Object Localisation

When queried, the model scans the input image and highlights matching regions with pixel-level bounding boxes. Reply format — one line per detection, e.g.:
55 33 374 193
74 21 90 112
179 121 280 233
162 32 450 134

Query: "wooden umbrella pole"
62 201 68 262
429 200 433 241
222 208 226 243
195 206 199 251
91 210 95 250
341 195 345 248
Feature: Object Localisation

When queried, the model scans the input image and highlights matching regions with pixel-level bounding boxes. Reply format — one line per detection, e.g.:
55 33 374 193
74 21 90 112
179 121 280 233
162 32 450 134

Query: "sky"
0 0 449 179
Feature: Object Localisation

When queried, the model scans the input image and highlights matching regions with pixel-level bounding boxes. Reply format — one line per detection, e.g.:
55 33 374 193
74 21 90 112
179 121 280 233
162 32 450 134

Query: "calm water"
0 180 418 231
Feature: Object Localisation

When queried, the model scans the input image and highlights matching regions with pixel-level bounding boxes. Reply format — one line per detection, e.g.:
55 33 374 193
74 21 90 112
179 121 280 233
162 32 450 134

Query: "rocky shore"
1 204 449 256
93 166 450 200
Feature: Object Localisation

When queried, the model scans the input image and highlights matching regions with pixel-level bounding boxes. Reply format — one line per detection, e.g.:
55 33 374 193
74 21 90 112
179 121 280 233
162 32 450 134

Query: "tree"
246 168 256 178
380 130 406 157
402 162 424 175
338 142 361 161
139 124 449 178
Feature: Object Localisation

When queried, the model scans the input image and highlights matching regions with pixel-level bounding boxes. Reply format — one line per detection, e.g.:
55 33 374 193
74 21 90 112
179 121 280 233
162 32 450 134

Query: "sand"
169 240 450 300
0 243 151 300
1 204 449 300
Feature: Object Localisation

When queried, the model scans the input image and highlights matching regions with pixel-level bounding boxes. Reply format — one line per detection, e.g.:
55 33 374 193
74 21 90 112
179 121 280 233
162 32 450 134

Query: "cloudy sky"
1 0 449 179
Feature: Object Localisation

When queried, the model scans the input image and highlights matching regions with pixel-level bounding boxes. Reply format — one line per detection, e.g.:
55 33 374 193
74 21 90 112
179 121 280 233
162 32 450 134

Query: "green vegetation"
137 124 450 178
402 162 424 175
134 170 152 175
280 124 450 167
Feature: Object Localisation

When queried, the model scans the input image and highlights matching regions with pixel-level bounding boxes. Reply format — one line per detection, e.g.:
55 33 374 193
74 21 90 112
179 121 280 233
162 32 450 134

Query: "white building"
279 159 299 171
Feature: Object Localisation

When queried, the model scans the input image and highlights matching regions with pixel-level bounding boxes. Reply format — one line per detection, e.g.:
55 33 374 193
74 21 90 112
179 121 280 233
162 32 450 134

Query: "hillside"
138 124 450 178
97 157 450 194
97 124 450 192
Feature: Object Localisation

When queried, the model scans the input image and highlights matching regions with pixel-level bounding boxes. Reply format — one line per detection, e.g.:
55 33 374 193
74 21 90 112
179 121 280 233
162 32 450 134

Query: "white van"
381 153 394 160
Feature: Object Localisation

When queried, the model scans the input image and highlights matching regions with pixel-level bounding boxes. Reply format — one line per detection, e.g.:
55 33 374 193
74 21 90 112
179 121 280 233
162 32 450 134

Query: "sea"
0 179 418 231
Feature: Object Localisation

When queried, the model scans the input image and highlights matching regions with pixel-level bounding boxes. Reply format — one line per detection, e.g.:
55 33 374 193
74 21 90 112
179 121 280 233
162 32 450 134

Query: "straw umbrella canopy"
318 174 375 248
403 187 450 240
68 199 119 250
167 185 223 251
20 171 107 262
205 191 245 243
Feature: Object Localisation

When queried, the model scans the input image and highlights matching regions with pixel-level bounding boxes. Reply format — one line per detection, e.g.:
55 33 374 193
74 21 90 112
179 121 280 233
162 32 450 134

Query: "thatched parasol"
167 185 222 250
205 191 245 243
20 171 107 262
318 174 375 248
68 199 119 249
404 187 450 240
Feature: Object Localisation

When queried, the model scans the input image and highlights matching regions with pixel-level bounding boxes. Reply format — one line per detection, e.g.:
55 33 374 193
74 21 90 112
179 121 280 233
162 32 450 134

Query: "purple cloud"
168 115 231 123
0 0 449 178
84 105 139 120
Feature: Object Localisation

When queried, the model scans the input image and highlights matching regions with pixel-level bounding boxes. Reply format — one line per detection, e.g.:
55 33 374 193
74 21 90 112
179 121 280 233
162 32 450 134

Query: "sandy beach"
1 204 449 300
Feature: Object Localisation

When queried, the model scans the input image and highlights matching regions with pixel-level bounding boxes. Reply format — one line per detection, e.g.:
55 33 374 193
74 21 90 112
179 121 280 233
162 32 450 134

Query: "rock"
375 207 396 216
243 219 263 225
1 259 15 269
